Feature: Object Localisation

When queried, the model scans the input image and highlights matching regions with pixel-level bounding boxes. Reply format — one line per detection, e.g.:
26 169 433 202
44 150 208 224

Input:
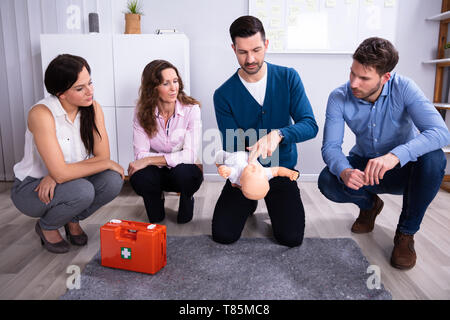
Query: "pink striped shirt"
133 100 202 168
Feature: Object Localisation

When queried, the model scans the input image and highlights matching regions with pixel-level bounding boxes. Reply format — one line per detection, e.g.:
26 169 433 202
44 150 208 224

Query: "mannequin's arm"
217 164 232 178
270 167 299 181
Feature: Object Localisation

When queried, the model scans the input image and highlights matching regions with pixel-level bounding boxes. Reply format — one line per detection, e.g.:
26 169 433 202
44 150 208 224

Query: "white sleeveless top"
13 95 89 181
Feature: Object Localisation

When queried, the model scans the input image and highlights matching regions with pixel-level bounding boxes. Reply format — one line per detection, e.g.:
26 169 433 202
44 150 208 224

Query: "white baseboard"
203 174 225 182
298 174 319 182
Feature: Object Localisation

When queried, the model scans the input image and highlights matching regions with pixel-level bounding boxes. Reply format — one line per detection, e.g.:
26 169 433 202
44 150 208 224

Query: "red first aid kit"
100 219 167 274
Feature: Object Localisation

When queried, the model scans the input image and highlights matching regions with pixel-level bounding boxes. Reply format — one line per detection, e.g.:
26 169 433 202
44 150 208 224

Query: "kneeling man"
318 37 450 270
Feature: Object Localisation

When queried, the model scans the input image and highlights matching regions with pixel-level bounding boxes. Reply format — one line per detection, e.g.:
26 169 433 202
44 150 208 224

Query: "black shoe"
35 221 70 254
64 224 88 246
177 196 194 224
144 195 165 223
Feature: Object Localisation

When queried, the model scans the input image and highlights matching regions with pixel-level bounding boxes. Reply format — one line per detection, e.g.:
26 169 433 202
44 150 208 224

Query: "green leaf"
125 0 144 15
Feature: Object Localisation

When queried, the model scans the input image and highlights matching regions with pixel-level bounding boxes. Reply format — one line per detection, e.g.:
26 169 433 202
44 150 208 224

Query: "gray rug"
60 235 392 300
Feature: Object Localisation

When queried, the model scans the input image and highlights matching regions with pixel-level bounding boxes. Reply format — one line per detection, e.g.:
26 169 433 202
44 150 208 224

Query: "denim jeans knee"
318 166 338 201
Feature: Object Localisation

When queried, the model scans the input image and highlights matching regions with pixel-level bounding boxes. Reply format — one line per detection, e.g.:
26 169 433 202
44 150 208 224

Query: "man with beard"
318 37 449 270
212 15 318 247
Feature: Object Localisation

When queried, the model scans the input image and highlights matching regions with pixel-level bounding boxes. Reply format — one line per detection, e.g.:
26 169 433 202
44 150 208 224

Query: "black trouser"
129 164 203 223
212 177 305 247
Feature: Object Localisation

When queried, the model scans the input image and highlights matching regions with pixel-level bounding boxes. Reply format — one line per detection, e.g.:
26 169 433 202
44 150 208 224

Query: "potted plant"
444 43 450 59
124 0 144 34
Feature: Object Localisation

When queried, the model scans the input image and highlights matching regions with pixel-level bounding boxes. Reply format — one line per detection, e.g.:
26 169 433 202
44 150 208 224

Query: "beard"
352 80 382 101
242 61 263 75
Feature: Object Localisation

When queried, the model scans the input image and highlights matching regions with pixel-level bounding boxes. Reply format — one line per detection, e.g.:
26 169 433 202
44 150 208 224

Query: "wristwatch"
276 129 284 141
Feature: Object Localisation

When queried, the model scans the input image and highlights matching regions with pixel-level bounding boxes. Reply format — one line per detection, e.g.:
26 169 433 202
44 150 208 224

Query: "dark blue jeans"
318 149 446 235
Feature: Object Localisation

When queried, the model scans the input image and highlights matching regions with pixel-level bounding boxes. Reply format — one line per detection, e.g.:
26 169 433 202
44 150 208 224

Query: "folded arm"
29 102 123 184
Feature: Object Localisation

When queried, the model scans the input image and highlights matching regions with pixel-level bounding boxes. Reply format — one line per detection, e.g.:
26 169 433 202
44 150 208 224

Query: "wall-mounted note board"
249 0 398 54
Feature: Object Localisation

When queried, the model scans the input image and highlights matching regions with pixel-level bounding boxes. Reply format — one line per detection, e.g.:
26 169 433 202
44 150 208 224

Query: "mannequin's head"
240 162 269 200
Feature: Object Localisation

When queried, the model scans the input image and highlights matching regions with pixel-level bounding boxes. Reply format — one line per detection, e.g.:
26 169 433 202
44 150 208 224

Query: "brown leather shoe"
351 194 384 233
391 231 416 270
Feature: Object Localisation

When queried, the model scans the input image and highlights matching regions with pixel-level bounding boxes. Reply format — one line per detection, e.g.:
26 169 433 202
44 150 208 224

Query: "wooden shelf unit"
429 0 450 191
434 102 450 110
423 58 450 65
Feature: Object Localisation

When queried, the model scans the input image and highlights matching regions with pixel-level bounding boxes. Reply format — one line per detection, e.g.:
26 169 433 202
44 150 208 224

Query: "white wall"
0 0 446 181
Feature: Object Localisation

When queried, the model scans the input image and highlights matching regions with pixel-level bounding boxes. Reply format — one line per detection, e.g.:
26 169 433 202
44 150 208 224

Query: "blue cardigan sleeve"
214 88 239 152
279 68 318 144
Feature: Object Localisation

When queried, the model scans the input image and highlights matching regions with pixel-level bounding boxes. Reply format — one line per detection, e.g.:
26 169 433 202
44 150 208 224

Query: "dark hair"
137 59 200 138
229 15 266 44
353 37 399 75
44 54 100 156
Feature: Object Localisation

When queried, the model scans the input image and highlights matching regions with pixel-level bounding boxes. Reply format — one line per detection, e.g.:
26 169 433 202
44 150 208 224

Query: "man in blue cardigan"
212 16 318 247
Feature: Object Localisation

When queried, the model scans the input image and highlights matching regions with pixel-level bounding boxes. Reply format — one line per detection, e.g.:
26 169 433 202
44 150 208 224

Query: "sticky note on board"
257 11 268 19
306 0 318 11
272 5 282 14
271 18 281 28
384 0 395 8
272 40 284 51
256 0 266 6
288 16 297 26
267 30 277 40
289 6 301 15
326 0 337 8
345 0 355 4
365 0 375 5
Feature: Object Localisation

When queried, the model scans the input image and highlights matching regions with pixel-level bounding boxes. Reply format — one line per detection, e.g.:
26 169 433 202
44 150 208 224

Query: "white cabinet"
40 34 115 106
40 34 190 175
113 34 190 106
102 106 118 163
116 107 135 171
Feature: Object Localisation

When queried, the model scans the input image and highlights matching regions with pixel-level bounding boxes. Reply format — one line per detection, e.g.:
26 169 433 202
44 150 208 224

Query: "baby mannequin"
215 150 299 200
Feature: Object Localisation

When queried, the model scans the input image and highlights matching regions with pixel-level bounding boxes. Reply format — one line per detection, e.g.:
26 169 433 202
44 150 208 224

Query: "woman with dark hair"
128 59 203 224
11 54 124 254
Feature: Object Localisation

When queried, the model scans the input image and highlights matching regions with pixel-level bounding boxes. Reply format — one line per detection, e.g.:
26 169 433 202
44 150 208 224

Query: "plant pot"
125 13 141 34
445 48 450 59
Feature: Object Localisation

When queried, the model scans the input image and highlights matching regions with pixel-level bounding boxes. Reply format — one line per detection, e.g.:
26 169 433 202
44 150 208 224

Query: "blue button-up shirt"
322 73 450 178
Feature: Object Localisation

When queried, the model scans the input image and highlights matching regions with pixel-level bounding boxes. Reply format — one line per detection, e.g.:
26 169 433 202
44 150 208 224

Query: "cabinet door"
116 107 135 175
113 34 190 107
102 106 118 163
40 34 115 106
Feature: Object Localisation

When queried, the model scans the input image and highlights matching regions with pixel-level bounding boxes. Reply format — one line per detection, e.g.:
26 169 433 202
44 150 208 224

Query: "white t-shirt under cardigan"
238 70 267 106
13 95 89 181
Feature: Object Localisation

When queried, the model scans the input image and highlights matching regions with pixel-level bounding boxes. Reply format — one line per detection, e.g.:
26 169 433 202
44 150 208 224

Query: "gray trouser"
10 170 123 230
